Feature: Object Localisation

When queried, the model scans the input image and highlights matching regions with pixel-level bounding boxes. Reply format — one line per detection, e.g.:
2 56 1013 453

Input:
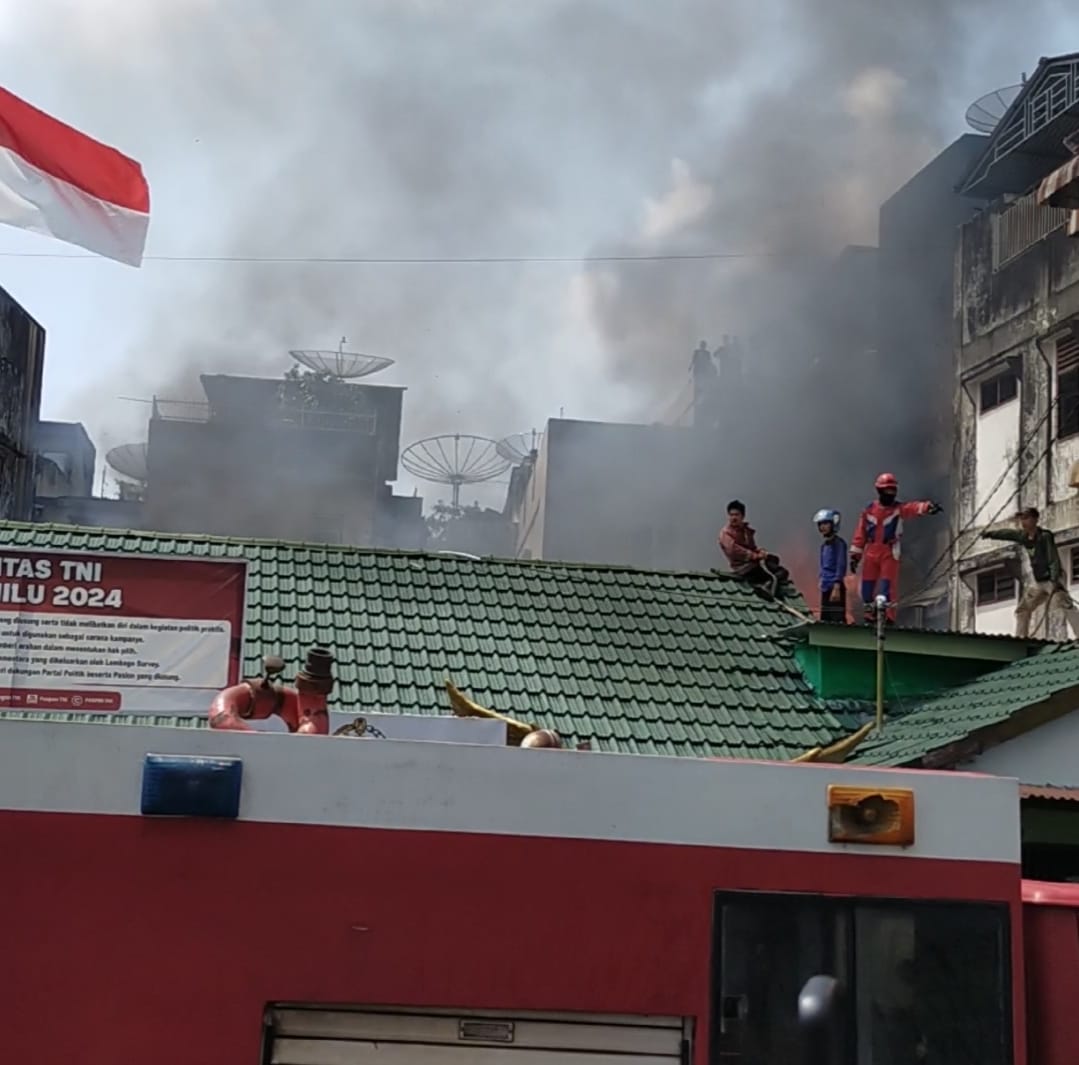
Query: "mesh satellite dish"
289 336 394 379
400 434 510 508
105 443 148 484
965 85 1023 134
495 429 543 464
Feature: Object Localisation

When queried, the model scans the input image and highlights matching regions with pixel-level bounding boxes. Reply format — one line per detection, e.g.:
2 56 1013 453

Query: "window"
41 450 72 476
1057 333 1079 440
976 569 1016 605
712 893 1012 1065
979 370 1018 413
1071 547 1079 584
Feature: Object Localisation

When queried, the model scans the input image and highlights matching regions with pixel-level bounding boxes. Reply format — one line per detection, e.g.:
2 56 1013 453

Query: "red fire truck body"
0 718 1070 1064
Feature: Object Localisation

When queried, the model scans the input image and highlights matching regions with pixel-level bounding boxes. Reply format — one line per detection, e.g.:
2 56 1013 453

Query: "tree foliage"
425 500 482 544
277 367 373 427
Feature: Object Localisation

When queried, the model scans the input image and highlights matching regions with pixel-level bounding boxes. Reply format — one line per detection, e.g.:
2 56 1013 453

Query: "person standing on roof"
850 473 942 624
815 509 848 623
718 500 790 595
980 507 1079 639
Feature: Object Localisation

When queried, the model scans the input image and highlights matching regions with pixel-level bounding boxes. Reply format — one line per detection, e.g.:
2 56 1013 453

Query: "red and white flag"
0 87 150 267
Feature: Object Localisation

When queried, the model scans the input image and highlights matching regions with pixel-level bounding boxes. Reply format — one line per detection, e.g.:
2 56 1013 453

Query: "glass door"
713 894 849 1064
711 892 1012 1065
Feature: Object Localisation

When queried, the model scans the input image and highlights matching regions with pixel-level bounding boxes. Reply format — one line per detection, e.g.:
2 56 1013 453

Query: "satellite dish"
400 434 510 508
289 336 395 379
105 442 148 483
965 84 1022 134
495 429 543 464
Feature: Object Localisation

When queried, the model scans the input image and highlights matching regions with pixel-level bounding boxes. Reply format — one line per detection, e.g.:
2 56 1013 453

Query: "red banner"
0 550 246 714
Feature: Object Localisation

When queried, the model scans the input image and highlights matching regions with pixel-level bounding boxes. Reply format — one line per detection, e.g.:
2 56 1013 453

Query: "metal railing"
992 190 1069 269
150 395 376 435
991 58 1079 162
151 398 210 422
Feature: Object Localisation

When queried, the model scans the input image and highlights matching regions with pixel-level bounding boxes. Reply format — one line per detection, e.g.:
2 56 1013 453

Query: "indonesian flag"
0 87 149 267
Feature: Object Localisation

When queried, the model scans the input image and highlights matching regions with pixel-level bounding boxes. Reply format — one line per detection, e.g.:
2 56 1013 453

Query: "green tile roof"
852 644 1079 766
0 521 851 759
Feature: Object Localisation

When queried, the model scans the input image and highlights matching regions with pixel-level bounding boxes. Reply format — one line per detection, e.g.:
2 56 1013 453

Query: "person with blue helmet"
815 508 848 623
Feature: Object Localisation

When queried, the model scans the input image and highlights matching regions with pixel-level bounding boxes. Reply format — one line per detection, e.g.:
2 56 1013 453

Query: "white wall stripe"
0 719 1021 863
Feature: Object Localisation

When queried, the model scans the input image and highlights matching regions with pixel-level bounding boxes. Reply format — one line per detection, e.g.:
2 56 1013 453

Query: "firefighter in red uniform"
850 473 943 623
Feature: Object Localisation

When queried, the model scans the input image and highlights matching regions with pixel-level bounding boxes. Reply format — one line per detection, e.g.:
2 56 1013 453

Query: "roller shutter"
266 1006 691 1065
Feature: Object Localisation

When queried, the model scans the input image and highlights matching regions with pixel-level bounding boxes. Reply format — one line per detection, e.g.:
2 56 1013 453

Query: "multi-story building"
950 53 1079 636
0 285 45 521
507 416 724 571
876 135 988 624
31 423 153 528
144 372 423 547
34 421 96 500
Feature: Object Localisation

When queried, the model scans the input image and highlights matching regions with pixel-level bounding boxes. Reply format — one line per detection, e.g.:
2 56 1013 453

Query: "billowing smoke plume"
4 0 1068 562
574 0 1066 603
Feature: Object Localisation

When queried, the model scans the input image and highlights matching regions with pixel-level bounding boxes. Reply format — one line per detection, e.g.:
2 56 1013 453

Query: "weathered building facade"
143 372 423 547
0 286 44 522
951 54 1079 636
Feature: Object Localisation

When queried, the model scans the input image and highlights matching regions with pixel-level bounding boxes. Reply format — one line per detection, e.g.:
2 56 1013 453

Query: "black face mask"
878 489 897 506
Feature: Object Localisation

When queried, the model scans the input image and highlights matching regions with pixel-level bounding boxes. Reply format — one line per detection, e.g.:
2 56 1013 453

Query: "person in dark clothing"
717 500 790 594
981 507 1079 639
814 508 848 622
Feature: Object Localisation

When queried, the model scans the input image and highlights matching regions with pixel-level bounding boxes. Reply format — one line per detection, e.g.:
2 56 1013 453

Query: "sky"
0 0 1075 510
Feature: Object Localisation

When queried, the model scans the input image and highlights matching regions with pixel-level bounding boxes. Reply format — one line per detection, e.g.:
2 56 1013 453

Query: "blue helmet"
814 508 841 531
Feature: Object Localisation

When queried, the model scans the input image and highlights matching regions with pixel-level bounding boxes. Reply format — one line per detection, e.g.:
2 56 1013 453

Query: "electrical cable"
899 406 1050 605
0 249 804 265
900 385 1079 608
894 349 1069 604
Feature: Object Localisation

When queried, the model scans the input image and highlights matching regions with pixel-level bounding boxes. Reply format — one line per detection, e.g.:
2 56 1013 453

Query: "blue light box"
140 754 243 819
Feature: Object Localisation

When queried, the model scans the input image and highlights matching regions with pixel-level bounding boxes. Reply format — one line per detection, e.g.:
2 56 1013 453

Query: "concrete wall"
952 196 1079 636
973 593 1017 636
146 416 382 542
515 433 550 562
973 391 1021 519
516 418 724 572
877 136 987 619
34 495 145 529
34 421 96 499
143 375 407 545
0 287 45 521
970 709 1079 786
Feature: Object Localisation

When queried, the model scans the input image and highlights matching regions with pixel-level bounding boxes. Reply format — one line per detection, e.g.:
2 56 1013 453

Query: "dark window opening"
1071 547 1079 585
979 370 1018 414
1057 334 1079 440
976 569 1016 605
711 892 1012 1065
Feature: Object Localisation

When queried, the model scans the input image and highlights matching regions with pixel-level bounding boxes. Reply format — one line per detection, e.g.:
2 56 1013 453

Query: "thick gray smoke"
7 0 1071 556
577 0 1068 597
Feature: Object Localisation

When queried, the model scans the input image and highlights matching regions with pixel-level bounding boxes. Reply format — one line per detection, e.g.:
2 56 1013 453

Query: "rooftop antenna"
400 433 510 509
288 336 395 379
964 84 1023 134
495 428 543 464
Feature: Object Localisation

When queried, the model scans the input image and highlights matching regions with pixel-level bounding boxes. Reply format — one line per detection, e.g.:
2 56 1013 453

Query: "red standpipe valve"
209 647 334 735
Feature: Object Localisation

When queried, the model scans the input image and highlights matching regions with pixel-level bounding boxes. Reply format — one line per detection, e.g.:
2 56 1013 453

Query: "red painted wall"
1023 903 1079 1065
2 813 1021 1065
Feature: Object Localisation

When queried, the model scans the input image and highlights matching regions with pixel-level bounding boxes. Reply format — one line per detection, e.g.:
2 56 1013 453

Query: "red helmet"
874 472 898 491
